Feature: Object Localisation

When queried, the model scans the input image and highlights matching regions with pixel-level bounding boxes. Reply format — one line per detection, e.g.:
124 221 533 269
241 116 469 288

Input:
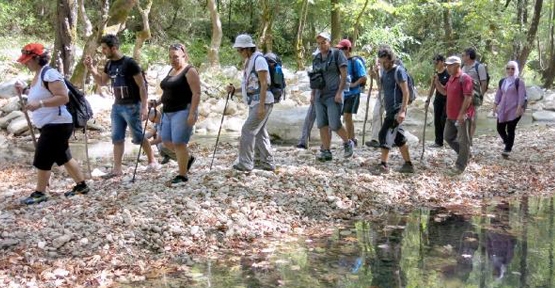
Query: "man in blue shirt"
336 39 367 147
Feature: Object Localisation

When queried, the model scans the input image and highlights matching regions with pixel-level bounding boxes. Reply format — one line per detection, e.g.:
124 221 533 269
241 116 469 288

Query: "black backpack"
264 53 287 103
392 64 417 104
349 55 367 89
41 66 94 130
498 77 528 110
470 61 490 106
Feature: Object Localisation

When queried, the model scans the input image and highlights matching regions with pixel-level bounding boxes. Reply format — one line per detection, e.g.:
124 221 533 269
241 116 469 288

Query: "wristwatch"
39 100 45 108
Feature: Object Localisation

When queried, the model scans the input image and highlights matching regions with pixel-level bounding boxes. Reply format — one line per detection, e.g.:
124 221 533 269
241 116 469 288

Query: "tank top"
160 65 193 113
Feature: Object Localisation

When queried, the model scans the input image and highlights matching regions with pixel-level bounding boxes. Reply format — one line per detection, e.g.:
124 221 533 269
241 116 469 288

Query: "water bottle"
344 75 351 93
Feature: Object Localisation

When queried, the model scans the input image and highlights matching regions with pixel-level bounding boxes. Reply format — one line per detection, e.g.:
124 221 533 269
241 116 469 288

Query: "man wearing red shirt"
436 56 474 175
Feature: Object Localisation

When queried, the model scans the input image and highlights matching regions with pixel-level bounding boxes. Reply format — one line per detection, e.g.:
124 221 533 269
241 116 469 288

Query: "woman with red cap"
15 43 89 205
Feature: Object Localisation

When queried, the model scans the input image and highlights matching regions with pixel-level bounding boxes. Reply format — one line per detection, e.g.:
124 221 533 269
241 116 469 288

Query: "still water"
128 196 555 288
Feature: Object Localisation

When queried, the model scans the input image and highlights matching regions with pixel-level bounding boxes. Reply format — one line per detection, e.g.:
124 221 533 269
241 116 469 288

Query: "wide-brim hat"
233 34 256 48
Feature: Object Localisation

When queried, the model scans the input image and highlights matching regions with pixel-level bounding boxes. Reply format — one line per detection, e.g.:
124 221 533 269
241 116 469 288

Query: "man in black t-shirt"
84 34 159 178
426 54 450 147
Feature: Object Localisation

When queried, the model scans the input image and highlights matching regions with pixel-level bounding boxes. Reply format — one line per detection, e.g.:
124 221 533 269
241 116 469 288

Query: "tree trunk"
52 0 77 78
258 0 277 53
442 1 455 55
515 0 543 73
330 0 341 44
133 0 153 64
207 0 222 68
542 0 555 88
294 0 309 70
77 0 92 37
70 0 136 87
352 0 369 48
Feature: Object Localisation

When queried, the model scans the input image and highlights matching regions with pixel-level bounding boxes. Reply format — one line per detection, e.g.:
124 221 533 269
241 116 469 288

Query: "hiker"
227 34 275 171
14 43 89 205
462 48 488 145
336 39 367 147
145 107 176 165
296 102 316 149
310 32 354 161
372 46 414 174
435 56 474 175
84 34 159 178
157 43 200 185
425 54 450 147
365 57 384 148
493 60 526 157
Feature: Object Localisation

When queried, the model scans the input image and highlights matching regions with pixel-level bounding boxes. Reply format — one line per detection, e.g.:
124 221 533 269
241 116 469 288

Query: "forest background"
1 0 555 90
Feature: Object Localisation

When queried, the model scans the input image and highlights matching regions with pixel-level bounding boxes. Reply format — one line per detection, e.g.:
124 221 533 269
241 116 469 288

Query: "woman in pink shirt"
493 61 526 157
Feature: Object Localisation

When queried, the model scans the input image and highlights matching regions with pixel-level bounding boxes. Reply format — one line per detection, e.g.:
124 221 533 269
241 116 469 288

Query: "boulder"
526 86 544 103
7 117 30 135
532 110 555 122
221 66 239 79
266 106 320 141
196 118 219 132
544 100 555 112
0 110 23 128
222 117 243 132
0 79 24 99
1 97 22 113
198 102 212 117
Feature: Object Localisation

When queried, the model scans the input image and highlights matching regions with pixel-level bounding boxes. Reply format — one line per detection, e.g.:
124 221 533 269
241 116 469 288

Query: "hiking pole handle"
16 90 37 148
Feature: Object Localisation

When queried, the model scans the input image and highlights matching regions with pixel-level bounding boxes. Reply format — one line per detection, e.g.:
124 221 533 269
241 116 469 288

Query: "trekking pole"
131 106 152 183
17 90 37 148
361 77 374 144
82 72 92 178
210 85 235 170
420 100 430 161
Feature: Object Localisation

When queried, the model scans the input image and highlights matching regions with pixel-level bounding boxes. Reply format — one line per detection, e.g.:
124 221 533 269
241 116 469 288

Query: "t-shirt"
381 65 408 115
435 69 450 98
160 66 193 112
312 49 348 98
445 71 475 120
28 66 72 128
344 57 366 98
242 51 274 107
462 62 487 85
104 56 142 105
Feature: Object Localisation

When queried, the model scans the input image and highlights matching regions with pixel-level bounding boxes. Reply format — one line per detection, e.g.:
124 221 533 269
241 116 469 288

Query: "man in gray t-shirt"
310 32 354 162
462 47 488 144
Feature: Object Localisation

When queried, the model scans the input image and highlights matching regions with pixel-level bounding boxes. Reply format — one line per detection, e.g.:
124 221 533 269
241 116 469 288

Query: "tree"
77 0 92 37
132 0 153 64
207 0 222 68
294 0 310 70
331 0 341 43
515 0 543 73
258 0 278 53
52 0 78 78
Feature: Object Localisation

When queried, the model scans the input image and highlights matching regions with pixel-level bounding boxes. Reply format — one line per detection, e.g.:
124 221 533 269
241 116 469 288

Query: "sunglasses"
506 67 515 70
236 48 244 52
170 43 184 52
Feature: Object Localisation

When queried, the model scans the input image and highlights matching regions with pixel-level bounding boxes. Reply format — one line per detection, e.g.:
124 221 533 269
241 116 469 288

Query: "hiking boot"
365 140 380 148
371 162 390 175
316 150 333 162
166 175 188 187
187 155 196 172
344 140 354 158
64 182 90 197
21 191 47 205
232 163 252 172
161 155 171 165
398 162 415 173
501 149 511 158
295 143 307 149
446 167 464 176
430 143 443 148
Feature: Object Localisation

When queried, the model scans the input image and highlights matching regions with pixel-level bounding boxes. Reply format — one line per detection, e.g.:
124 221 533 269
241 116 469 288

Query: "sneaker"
232 163 252 172
501 150 510 158
161 155 171 165
255 162 276 171
64 182 90 197
21 191 48 205
351 138 358 147
146 162 161 171
365 140 380 148
295 143 307 149
165 175 188 187
316 150 333 162
398 162 415 173
344 140 354 158
446 167 464 176
187 155 196 172
430 143 443 148
371 162 390 175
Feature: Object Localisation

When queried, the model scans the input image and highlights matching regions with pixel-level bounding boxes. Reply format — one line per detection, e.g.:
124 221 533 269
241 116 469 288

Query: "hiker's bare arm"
26 81 69 111
352 75 367 88
83 56 109 86
426 75 436 103
133 73 148 120
435 77 447 95
186 68 201 126
398 81 410 124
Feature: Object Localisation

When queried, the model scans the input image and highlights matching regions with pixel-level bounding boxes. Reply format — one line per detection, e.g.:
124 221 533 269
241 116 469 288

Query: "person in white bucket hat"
226 34 275 172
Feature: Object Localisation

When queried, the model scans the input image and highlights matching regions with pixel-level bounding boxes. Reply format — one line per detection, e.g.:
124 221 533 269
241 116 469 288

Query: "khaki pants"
236 103 274 170
444 119 471 171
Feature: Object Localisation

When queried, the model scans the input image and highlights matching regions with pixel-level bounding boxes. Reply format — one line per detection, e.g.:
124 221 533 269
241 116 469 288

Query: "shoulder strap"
498 78 505 89
183 65 192 78
41 66 52 91
393 66 400 84
515 78 520 90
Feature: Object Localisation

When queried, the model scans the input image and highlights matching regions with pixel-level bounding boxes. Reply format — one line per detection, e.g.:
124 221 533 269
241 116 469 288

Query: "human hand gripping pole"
132 106 153 183
15 83 37 148
210 85 235 170
361 76 374 144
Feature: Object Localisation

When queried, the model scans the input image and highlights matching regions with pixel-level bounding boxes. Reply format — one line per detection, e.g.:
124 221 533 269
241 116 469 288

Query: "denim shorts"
111 103 144 144
161 108 196 144
315 95 343 131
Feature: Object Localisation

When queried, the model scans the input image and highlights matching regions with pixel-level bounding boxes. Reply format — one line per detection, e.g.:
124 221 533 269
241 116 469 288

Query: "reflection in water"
130 197 555 288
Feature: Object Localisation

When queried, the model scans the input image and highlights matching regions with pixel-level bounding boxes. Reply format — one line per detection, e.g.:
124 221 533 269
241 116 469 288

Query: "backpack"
498 78 528 110
392 65 417 105
106 56 149 96
349 55 367 89
470 62 490 106
264 53 287 103
41 66 94 130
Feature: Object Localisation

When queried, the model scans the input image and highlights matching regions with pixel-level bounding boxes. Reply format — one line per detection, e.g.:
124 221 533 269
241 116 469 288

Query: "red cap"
335 39 352 49
17 43 45 64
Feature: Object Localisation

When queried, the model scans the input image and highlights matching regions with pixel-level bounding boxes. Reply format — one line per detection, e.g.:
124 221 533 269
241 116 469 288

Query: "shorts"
33 123 73 170
315 95 343 131
161 108 196 144
111 103 144 144
342 93 360 114
378 113 408 150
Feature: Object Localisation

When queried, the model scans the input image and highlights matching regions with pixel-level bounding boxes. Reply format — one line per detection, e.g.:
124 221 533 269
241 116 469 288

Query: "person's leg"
126 103 159 167
315 96 331 150
237 104 270 170
327 97 349 143
254 104 275 169
470 110 478 146
455 119 472 171
171 109 196 176
443 119 460 154
369 95 383 144
343 94 360 142
64 159 85 183
505 116 521 152
344 113 354 140
496 120 509 147
110 105 127 175
433 97 446 146
298 103 316 147
36 169 51 193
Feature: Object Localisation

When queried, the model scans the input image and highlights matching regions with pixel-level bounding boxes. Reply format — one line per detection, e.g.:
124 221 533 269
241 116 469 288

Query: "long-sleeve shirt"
494 78 526 123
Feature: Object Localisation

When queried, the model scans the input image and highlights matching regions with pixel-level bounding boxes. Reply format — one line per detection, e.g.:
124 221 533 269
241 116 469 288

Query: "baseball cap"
335 39 352 49
17 43 45 64
233 34 256 48
316 32 331 42
445 56 461 65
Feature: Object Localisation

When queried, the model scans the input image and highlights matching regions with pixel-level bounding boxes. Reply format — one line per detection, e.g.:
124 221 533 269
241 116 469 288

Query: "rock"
196 118 219 132
7 117 30 135
266 106 320 142
198 102 212 117
526 86 544 103
532 110 555 122
0 239 19 249
37 241 47 249
1 97 22 113
543 100 555 112
0 110 23 128
221 66 239 79
85 120 104 131
222 117 243 132
52 234 72 249
53 268 69 278
0 79 24 99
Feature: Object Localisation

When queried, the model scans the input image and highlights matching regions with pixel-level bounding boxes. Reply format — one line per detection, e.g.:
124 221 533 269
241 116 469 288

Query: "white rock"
190 226 200 235
526 86 544 103
222 117 243 132
37 241 46 249
221 66 239 79
0 110 23 128
7 117 30 135
53 268 69 278
1 97 21 113
52 234 72 249
196 118 219 132
532 110 555 122
0 79 24 99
